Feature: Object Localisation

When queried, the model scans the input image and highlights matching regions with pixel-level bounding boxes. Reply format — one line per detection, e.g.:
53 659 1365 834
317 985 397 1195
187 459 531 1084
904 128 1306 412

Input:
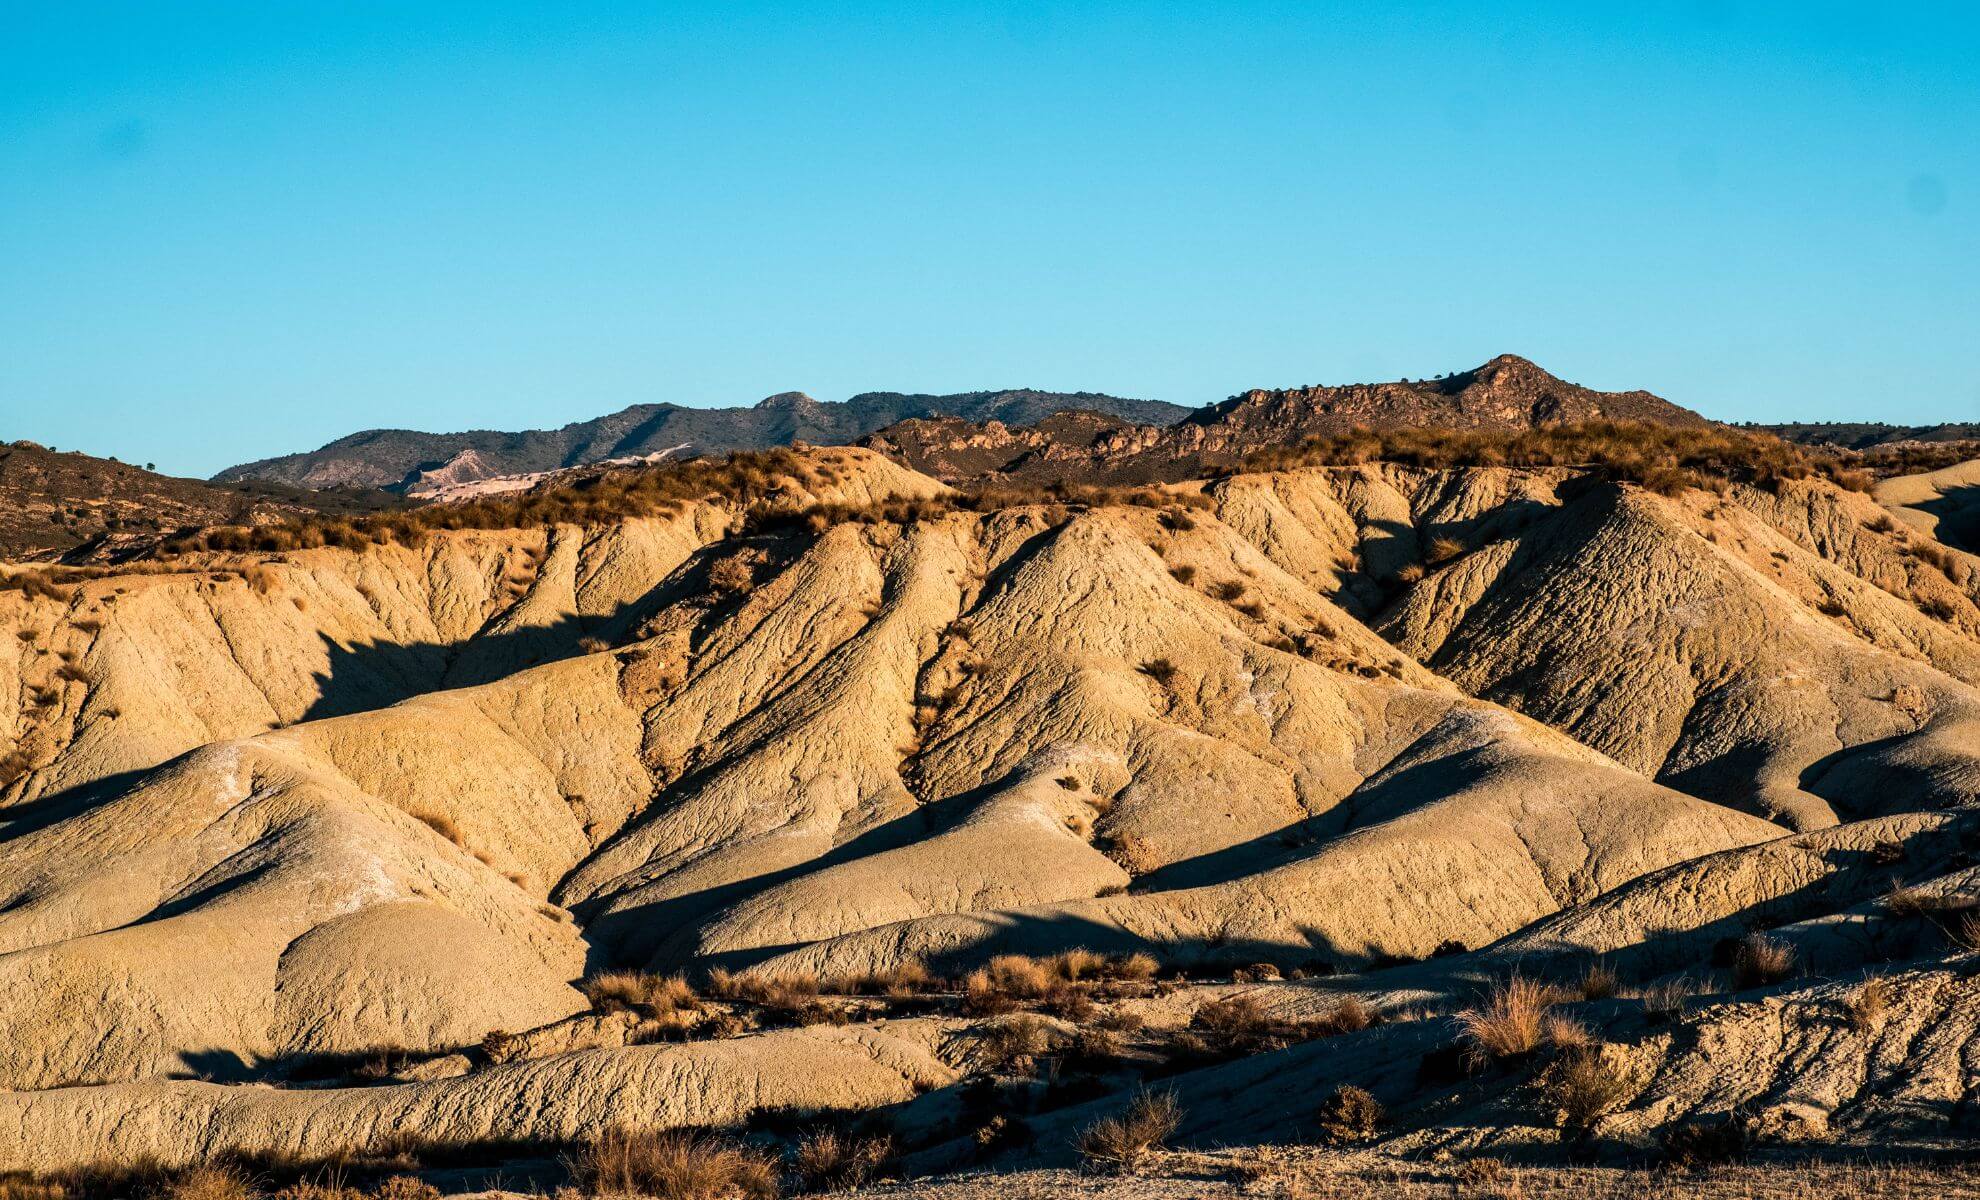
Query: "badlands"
2 420 1980 1198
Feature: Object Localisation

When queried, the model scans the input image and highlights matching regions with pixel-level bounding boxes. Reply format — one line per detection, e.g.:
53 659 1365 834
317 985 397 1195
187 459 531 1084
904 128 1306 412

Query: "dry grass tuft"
1730 934 1795 990
971 1014 1062 1074
1537 1048 1633 1131
582 971 699 1017
705 970 829 1022
828 961 940 998
160 1166 256 1200
1637 975 1706 1021
1846 977 1891 1032
961 955 1062 1014
1458 975 1556 1066
1659 1117 1749 1169
1049 948 1109 982
577 1128 779 1200
1076 1089 1182 1175
1541 1014 1594 1052
791 1129 893 1192
1577 961 1620 1001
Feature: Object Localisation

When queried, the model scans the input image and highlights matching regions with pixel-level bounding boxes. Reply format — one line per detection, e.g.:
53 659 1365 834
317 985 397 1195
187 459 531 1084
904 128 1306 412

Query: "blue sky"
2 2 1975 478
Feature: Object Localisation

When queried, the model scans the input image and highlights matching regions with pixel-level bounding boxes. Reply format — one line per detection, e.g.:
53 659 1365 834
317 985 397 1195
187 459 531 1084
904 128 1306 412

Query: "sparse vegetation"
159 1166 256 1200
1315 1085 1385 1145
1076 1089 1182 1174
1537 1048 1633 1131
707 553 757 595
790 1129 893 1192
1846 977 1891 1032
1578 961 1620 1001
582 971 700 1017
576 1128 779 1200
1730 934 1796 990
1660 1116 1749 1168
1246 421 1881 496
1426 536 1466 564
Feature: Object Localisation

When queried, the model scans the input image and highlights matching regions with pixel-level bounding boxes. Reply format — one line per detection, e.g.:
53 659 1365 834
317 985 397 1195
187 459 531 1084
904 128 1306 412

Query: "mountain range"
212 356 1713 495
212 389 1191 493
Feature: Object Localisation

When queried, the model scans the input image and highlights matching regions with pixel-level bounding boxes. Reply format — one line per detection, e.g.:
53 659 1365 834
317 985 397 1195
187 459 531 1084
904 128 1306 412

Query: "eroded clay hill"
2 445 1978 1175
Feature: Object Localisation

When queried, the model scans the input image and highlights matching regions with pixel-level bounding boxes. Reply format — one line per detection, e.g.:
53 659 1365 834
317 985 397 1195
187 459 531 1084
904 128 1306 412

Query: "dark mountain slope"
0 441 393 562
215 389 1187 491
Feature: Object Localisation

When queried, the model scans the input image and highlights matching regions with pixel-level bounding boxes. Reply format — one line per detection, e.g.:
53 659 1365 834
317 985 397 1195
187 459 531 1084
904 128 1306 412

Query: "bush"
707 970 820 1014
1425 536 1465 564
1191 994 1272 1040
1138 658 1178 684
706 554 756 596
962 956 1055 1013
1659 1117 1748 1168
790 1129 893 1192
971 1014 1061 1074
1578 961 1619 1001
1076 1089 1182 1174
1537 1049 1632 1131
1457 975 1556 1066
1315 1085 1385 1145
1730 934 1795 989
1638 975 1704 1022
160 1167 256 1200
582 971 699 1017
1048 948 1108 982
576 1128 779 1200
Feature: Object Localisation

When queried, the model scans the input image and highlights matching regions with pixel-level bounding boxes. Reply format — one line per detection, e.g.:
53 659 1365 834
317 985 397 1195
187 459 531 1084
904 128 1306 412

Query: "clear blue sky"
2 2 1975 478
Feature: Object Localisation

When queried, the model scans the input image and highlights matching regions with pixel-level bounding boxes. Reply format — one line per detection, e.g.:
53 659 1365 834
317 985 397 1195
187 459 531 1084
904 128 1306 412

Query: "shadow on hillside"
1483 813 1980 981
0 765 151 840
1123 741 1513 896
0 600 666 843
571 773 1052 973
1911 482 1980 555
296 536 763 721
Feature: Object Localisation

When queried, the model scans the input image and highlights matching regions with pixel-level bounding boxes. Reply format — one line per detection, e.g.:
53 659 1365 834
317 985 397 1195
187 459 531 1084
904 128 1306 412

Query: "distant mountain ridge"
1762 421 1980 449
1170 353 1709 453
214 389 1189 491
863 355 1716 484
0 441 395 561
